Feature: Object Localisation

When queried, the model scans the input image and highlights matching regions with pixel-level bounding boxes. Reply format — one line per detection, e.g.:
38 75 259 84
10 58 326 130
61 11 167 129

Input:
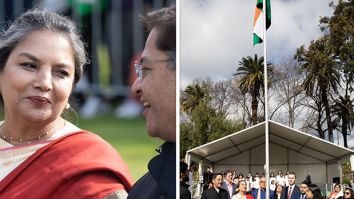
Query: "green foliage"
180 82 246 158
342 161 352 174
295 0 354 144
181 83 209 114
343 175 351 185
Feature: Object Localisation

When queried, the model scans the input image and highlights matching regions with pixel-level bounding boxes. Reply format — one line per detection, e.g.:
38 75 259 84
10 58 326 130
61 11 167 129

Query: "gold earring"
65 103 70 109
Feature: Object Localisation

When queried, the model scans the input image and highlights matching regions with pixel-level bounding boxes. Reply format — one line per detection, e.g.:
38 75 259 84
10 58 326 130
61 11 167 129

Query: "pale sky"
180 0 354 147
181 0 334 88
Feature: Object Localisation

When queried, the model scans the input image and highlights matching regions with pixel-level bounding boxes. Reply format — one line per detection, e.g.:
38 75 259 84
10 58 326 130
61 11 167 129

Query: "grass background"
73 115 162 181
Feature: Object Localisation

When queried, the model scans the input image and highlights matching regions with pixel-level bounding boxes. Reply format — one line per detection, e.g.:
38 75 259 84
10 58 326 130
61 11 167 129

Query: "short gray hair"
140 7 176 71
0 9 88 88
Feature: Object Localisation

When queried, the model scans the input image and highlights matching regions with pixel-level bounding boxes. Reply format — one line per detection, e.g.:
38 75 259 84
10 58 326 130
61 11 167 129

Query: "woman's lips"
27 96 51 105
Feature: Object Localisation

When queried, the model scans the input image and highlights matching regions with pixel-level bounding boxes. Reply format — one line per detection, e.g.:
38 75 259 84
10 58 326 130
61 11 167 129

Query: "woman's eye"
20 62 36 70
56 70 70 78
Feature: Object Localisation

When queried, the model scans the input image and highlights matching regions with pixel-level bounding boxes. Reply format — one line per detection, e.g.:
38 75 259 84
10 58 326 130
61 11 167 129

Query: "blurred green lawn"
74 116 162 181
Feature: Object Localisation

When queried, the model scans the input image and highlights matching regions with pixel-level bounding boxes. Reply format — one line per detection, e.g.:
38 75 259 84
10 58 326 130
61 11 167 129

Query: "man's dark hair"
140 7 176 70
301 175 312 186
212 173 223 180
224 170 232 176
288 171 296 177
180 161 188 174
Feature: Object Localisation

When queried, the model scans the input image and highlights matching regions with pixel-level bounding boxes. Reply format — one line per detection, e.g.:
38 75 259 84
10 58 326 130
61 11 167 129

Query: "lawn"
74 116 162 181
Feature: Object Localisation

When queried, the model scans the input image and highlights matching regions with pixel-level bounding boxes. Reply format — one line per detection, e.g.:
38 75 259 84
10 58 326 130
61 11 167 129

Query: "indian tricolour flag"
253 0 271 45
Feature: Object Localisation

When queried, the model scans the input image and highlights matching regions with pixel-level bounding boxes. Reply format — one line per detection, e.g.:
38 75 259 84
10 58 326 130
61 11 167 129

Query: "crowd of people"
180 168 354 199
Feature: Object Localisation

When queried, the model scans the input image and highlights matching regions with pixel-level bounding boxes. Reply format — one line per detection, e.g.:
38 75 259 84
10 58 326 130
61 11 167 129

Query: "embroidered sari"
0 129 133 198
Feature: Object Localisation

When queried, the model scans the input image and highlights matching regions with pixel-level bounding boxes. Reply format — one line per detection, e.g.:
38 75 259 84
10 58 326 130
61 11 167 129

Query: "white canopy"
186 120 354 185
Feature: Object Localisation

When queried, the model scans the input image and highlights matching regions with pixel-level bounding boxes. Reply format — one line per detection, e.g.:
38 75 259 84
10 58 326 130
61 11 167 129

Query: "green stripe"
253 34 263 46
256 0 271 29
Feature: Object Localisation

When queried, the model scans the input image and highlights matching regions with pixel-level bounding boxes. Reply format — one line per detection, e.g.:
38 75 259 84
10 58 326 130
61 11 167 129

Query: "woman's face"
0 30 75 124
344 190 352 199
306 189 313 199
276 185 283 193
239 181 246 192
334 185 340 192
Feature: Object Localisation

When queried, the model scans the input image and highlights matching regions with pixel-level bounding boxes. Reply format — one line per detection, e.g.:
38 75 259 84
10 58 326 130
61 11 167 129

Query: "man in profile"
128 6 176 199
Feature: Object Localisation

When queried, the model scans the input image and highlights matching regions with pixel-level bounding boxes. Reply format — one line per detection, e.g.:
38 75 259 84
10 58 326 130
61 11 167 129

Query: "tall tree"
295 36 341 142
181 83 209 114
270 58 306 128
180 81 245 157
321 0 354 146
332 95 354 147
234 54 271 126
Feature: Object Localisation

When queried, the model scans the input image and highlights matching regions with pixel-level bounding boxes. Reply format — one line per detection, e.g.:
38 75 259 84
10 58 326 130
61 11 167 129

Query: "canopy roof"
187 121 354 164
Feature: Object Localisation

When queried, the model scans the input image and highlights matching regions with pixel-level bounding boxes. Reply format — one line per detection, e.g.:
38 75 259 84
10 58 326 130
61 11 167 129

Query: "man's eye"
141 68 150 77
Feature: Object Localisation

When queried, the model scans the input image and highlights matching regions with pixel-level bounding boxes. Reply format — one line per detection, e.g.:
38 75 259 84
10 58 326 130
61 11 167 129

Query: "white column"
196 160 204 198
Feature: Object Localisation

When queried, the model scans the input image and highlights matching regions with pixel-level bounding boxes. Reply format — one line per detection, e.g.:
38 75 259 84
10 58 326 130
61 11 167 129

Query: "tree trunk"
317 109 325 139
251 92 258 126
322 88 333 142
342 123 348 148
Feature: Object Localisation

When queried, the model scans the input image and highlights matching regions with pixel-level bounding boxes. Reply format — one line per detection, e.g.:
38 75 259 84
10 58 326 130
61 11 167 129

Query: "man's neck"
214 187 220 193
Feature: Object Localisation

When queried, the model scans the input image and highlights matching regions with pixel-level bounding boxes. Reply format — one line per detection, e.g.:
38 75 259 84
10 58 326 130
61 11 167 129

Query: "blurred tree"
332 95 354 147
181 83 209 114
295 36 340 143
270 58 306 128
234 54 271 126
321 0 354 147
180 81 245 158
295 0 354 144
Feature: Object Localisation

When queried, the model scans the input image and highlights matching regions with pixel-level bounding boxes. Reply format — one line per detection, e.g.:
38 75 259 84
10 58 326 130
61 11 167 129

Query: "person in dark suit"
201 173 229 199
221 170 237 198
180 162 191 199
128 6 176 199
281 172 301 199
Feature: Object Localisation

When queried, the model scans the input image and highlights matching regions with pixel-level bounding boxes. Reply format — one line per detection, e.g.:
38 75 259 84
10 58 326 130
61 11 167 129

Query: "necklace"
0 123 54 145
1 132 50 144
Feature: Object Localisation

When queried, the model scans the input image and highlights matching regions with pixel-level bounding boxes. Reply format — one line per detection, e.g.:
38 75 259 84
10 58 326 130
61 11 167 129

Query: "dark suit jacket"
299 194 307 199
221 182 236 197
251 188 275 199
201 187 229 199
180 182 191 199
280 185 301 199
128 142 175 199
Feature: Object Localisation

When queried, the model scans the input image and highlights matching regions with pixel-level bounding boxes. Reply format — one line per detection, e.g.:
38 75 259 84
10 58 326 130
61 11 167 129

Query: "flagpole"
263 0 270 199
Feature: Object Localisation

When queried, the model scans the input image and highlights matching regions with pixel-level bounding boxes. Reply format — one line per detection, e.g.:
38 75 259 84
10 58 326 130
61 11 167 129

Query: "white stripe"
253 10 264 40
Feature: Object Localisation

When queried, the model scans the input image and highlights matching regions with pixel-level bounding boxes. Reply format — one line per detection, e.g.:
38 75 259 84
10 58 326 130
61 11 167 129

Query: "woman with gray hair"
0 9 132 198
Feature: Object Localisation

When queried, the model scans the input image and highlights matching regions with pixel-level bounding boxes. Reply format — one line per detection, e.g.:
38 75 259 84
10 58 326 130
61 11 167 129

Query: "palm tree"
181 83 209 114
233 54 271 126
296 36 341 142
332 95 354 147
